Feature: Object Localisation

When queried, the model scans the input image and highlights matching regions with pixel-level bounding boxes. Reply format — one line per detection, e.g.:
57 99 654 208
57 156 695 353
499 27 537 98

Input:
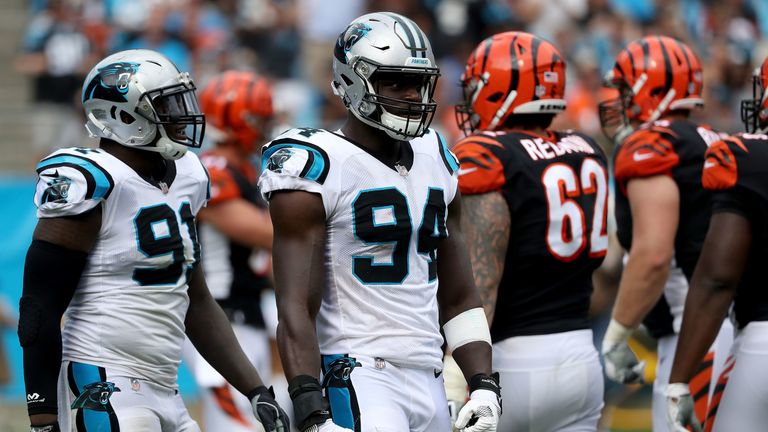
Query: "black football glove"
249 386 290 432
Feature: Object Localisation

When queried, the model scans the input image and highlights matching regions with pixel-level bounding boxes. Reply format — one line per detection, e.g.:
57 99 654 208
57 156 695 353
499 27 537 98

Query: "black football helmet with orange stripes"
741 56 768 133
199 71 274 154
455 31 566 135
599 36 704 143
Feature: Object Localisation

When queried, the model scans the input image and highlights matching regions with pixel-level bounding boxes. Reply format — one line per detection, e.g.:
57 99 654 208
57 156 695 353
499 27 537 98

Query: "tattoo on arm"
461 193 510 323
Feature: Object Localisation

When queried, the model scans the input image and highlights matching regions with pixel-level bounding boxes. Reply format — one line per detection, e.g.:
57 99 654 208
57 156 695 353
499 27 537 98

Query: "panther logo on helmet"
82 62 140 103
334 22 372 64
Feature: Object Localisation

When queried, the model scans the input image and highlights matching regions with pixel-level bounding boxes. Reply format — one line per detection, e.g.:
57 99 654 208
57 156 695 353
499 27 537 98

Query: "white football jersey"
259 128 459 370
34 147 209 389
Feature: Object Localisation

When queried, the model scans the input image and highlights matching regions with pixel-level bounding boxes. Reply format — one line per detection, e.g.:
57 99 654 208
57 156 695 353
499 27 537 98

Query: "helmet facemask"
599 74 636 144
346 58 439 140
136 74 205 158
741 67 768 133
455 72 490 136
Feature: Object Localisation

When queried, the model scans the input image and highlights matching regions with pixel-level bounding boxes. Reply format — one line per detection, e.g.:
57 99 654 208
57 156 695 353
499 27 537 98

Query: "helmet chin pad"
381 109 422 140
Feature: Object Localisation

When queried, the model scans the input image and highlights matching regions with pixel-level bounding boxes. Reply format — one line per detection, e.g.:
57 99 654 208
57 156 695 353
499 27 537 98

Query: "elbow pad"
19 240 88 415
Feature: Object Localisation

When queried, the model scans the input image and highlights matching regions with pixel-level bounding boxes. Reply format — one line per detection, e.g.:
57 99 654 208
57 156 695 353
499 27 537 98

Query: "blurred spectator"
293 0 364 127
113 3 193 72
13 0 768 146
297 0 364 93
14 0 97 156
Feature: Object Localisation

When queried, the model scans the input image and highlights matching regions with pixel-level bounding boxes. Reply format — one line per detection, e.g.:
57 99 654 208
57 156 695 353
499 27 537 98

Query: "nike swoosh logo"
704 160 717 169
457 167 478 176
434 369 443 378
41 170 60 178
633 151 655 162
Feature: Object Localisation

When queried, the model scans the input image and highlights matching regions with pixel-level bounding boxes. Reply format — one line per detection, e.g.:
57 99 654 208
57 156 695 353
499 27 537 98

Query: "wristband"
30 423 60 432
288 375 330 431
468 372 501 397
603 318 634 346
246 385 271 401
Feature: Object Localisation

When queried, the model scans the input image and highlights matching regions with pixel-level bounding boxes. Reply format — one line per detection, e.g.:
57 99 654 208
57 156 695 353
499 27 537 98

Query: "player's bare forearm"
461 193 510 323
613 248 672 327
670 212 750 383
269 191 327 380
438 193 492 378
613 176 679 328
590 233 623 317
185 265 264 394
276 311 322 379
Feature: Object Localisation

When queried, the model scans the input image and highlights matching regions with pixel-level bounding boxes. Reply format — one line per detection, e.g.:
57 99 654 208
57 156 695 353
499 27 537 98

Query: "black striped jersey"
454 129 608 341
34 146 209 389
199 152 270 329
613 119 725 337
258 127 458 371
703 133 768 327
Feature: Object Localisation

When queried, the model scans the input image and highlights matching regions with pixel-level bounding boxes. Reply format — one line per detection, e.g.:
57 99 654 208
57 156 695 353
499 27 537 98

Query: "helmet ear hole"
487 92 504 103
120 111 136 124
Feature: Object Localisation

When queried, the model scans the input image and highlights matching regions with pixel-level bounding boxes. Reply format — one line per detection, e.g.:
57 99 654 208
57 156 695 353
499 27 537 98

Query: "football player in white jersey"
18 49 288 432
258 12 501 432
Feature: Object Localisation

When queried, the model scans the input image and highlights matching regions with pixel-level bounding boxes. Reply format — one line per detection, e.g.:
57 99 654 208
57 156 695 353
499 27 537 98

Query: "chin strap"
86 112 186 160
85 112 117 140
141 136 188 160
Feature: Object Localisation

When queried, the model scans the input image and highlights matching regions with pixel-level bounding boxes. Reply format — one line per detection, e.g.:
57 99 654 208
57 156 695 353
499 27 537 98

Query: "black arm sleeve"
19 240 87 416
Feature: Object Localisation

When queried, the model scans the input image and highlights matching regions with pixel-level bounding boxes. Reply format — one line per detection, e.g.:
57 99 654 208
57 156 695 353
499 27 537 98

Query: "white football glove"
602 319 645 384
305 419 354 432
455 389 501 432
666 383 702 432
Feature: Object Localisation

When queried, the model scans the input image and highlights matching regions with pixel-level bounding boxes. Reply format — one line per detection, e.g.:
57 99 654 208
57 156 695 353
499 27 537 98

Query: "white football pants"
493 329 604 432
322 353 451 432
58 361 200 432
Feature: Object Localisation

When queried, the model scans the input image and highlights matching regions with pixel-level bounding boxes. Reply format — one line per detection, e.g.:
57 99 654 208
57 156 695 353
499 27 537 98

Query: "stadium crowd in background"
8 0 768 431
14 0 768 157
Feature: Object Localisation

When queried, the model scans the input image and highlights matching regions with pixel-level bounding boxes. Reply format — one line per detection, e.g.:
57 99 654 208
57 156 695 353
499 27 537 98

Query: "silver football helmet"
331 12 440 140
82 49 205 160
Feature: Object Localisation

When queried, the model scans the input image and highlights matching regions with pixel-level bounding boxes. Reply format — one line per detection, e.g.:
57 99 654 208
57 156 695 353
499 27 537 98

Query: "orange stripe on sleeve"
206 165 241 205
454 141 506 195
702 140 740 191
614 129 680 184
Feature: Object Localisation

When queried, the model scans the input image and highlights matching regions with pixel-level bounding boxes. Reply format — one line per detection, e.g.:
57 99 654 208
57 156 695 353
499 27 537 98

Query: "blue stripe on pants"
322 354 356 430
70 362 115 432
